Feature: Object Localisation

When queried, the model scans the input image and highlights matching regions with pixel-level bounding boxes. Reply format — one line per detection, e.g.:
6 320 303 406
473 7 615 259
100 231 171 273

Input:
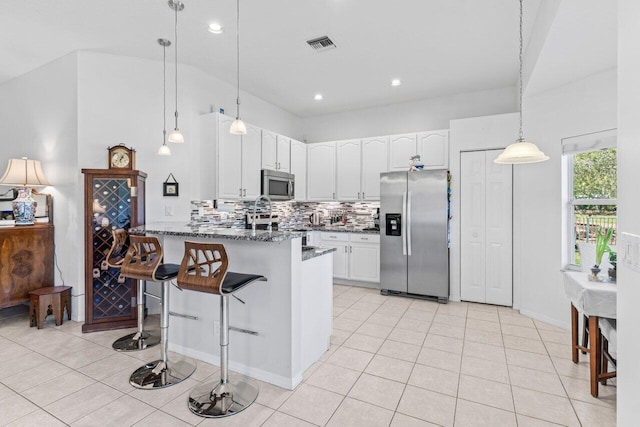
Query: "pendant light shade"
230 0 247 135
495 0 548 165
494 140 549 164
168 0 185 143
158 38 172 156
230 118 247 135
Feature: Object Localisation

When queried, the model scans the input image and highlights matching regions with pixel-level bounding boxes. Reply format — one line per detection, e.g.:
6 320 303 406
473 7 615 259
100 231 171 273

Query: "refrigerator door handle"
407 191 412 256
402 191 407 255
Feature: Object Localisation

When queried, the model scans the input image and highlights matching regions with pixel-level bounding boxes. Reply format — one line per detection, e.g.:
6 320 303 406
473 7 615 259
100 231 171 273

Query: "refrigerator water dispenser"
386 214 402 236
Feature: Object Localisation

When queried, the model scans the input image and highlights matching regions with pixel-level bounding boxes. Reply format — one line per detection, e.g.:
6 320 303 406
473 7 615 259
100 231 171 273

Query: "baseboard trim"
519 309 570 331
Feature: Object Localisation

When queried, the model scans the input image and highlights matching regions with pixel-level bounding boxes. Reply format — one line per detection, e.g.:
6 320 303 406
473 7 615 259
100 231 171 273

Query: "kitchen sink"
302 246 317 252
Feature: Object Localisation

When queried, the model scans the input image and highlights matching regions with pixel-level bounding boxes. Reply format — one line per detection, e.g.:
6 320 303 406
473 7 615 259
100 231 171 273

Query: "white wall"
617 0 640 423
514 69 617 328
300 86 517 142
449 113 519 303
0 53 81 314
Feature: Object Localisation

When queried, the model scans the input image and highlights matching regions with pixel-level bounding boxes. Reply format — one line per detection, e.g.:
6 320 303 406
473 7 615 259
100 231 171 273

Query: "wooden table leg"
589 315 601 397
571 304 579 363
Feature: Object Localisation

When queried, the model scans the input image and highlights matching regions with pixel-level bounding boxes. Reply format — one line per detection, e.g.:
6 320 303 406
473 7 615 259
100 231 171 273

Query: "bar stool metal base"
112 331 160 352
187 377 259 418
129 359 195 389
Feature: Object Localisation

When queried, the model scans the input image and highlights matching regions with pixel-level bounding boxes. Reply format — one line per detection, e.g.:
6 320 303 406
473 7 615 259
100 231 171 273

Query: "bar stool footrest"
112 331 160 352
188 377 259 418
129 358 196 389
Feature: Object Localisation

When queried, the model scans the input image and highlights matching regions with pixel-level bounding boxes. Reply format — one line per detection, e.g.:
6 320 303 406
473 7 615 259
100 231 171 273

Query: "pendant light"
167 0 185 144
229 0 247 135
494 0 549 164
158 39 172 156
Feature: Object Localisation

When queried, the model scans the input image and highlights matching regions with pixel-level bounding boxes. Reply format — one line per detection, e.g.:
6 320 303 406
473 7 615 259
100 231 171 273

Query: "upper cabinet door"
307 142 336 201
417 130 449 169
242 124 262 199
389 133 417 171
276 135 291 173
290 139 307 201
361 137 388 200
336 140 362 200
217 114 243 199
261 130 277 170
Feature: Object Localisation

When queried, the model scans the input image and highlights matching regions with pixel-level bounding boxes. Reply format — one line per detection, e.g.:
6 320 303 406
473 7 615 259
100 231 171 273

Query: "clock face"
111 148 130 168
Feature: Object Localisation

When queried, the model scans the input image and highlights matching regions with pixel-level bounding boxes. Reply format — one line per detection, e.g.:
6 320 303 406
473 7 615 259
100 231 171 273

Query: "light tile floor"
0 285 616 426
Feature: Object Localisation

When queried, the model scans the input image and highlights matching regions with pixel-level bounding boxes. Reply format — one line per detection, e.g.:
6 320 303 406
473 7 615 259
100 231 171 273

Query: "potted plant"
608 251 617 281
592 227 613 279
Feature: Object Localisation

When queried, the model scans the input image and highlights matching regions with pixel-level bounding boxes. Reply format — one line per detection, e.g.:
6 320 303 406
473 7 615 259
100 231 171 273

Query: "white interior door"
484 150 513 306
460 150 512 306
461 151 487 303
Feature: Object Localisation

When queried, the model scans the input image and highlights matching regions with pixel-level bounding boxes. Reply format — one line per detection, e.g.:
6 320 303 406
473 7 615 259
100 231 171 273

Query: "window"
563 130 617 267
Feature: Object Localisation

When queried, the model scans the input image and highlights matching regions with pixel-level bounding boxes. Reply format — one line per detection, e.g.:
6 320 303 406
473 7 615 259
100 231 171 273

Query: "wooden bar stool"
121 235 195 389
29 286 72 329
108 229 161 352
176 241 266 418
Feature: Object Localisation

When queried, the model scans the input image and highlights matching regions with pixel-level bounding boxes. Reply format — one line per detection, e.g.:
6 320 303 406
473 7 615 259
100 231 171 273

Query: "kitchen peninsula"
130 222 335 389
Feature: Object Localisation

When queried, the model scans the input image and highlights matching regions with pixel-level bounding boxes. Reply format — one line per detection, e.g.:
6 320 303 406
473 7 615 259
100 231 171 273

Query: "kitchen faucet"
252 195 273 233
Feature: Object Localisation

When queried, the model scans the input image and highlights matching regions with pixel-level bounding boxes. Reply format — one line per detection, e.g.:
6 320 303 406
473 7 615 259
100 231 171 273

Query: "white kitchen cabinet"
261 130 277 171
417 130 449 169
307 142 336 201
389 133 417 171
361 137 388 200
262 131 290 172
200 113 260 200
290 139 307 201
321 232 380 283
460 150 512 306
320 233 349 279
336 140 362 200
277 135 291 173
242 124 262 199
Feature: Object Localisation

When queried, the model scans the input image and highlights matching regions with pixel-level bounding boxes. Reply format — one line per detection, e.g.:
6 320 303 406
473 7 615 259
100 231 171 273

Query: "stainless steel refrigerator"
380 170 449 302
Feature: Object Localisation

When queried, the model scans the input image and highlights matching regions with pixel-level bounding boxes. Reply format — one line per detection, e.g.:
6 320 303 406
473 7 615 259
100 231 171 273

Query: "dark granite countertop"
289 225 380 235
302 246 336 261
130 222 306 242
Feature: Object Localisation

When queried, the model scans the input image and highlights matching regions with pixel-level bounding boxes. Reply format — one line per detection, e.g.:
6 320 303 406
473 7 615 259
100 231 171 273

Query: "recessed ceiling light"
208 23 224 34
314 94 323 101
391 79 401 87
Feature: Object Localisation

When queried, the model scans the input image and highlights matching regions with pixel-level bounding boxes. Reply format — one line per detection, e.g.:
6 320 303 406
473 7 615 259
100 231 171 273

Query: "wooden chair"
177 241 266 418
122 235 195 389
108 229 161 352
599 318 617 386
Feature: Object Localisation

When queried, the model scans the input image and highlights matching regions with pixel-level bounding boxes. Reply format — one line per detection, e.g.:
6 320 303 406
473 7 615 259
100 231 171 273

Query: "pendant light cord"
163 43 167 142
236 0 241 119
518 0 524 142
174 2 179 129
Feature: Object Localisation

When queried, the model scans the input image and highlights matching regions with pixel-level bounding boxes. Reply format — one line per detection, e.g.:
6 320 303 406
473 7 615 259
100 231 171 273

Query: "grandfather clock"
81 167 146 332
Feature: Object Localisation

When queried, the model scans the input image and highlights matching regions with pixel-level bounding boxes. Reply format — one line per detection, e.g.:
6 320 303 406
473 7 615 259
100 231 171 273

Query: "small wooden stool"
29 286 72 329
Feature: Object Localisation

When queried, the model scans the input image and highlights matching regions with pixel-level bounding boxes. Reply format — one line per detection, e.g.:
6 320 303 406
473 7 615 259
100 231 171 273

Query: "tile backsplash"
190 200 380 230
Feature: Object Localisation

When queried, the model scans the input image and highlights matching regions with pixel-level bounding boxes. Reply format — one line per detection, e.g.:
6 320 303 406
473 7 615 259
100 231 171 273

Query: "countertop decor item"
108 144 136 169
230 0 247 135
158 38 172 156
163 172 179 196
167 0 185 144
494 0 549 165
0 157 51 225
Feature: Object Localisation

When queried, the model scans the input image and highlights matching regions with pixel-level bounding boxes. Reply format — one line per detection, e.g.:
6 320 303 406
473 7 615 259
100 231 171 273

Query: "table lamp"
0 157 51 225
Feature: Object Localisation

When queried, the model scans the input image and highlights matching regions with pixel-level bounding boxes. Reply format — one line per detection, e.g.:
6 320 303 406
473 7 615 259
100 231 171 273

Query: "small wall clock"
108 144 136 170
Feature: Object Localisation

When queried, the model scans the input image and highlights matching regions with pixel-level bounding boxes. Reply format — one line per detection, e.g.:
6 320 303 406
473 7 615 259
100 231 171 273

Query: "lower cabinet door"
323 242 349 279
349 243 380 282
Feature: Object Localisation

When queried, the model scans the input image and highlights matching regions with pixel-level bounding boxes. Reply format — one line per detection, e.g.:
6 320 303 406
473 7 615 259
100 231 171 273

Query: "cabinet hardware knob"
243 189 246 197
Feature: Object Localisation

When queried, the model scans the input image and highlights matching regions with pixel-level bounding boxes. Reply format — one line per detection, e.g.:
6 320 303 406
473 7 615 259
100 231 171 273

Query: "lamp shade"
0 157 51 187
230 118 247 135
494 140 549 164
158 144 171 156
168 129 184 144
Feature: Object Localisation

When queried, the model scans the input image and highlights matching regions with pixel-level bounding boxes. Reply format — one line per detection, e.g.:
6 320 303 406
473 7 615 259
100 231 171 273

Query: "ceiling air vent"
306 36 337 52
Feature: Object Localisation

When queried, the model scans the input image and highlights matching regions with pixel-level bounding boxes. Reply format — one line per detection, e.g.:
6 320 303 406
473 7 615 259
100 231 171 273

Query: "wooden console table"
0 223 54 308
563 271 617 397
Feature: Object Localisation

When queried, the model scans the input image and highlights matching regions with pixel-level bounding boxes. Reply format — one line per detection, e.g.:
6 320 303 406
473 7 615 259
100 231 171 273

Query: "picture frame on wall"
163 173 179 197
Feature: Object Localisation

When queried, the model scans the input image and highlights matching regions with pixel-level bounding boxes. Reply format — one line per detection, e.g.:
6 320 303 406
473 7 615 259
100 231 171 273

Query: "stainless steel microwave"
261 169 295 200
